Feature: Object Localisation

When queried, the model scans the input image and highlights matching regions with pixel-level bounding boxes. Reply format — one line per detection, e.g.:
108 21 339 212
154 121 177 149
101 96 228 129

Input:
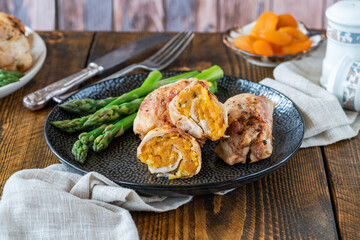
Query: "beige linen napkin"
260 43 360 148
0 164 192 240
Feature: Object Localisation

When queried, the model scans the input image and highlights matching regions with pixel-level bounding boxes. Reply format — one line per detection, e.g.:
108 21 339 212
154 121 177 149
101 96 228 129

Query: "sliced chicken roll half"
137 127 201 179
133 79 192 139
169 78 228 141
215 93 275 165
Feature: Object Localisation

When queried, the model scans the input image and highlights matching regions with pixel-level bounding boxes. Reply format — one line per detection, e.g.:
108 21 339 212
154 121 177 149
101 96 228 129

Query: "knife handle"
23 63 103 110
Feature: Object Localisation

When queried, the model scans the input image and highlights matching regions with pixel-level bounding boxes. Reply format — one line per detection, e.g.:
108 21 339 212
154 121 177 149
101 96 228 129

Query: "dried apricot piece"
233 35 256 54
281 40 312 55
250 11 278 38
271 44 283 56
258 30 292 46
277 14 298 28
253 40 274 56
278 27 308 42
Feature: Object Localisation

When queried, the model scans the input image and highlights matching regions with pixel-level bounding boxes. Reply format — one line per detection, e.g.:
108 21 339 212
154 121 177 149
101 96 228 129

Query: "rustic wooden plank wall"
0 0 338 32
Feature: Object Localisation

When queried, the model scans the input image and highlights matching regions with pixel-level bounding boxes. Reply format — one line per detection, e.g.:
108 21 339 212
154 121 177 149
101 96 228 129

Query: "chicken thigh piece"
214 93 275 165
0 12 32 72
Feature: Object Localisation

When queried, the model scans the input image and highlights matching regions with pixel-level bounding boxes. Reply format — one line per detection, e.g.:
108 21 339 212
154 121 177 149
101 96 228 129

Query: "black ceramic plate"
45 72 304 196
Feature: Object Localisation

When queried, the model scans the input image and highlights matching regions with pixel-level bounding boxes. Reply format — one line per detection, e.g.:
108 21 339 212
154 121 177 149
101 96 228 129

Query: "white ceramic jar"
326 56 360 111
321 0 360 88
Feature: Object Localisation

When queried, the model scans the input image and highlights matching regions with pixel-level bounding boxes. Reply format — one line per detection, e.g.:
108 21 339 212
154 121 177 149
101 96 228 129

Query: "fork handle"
52 64 143 103
23 63 103 110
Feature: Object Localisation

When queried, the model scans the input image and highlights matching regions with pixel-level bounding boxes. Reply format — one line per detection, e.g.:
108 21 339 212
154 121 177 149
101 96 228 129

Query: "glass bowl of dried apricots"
222 12 325 67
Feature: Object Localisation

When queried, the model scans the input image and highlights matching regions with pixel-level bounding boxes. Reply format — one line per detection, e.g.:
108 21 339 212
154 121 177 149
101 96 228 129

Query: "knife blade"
93 33 172 72
23 33 172 110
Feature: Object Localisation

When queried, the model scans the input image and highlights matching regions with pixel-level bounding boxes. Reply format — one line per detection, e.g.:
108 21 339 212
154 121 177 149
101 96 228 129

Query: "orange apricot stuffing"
233 11 311 57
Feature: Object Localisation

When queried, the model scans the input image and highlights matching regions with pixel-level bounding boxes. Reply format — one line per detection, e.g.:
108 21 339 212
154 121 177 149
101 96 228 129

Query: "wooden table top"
0 31 359 239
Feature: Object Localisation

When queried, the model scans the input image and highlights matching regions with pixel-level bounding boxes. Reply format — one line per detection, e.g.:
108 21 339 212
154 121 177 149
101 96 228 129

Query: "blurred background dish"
0 27 46 98
222 21 325 67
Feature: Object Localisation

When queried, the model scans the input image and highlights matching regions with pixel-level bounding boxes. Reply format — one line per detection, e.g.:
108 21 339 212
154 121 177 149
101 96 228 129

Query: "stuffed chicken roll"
215 93 275 165
133 79 192 139
169 78 228 141
137 127 201 179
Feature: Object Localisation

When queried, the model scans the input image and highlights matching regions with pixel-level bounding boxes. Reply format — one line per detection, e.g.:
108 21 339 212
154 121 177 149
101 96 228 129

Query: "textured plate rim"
44 74 305 190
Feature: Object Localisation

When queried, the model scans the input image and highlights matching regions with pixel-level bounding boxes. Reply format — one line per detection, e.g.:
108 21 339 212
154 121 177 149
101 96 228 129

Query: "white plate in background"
0 26 47 98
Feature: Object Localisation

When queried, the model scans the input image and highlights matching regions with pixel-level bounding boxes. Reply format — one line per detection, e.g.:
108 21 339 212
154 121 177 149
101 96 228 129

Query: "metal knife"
23 33 172 110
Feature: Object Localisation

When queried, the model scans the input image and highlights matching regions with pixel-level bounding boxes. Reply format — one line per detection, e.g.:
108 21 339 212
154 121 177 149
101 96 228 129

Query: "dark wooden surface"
1 31 359 239
0 0 338 32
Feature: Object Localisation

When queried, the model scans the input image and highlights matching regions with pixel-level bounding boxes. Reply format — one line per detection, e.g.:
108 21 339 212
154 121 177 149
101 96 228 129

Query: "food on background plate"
232 11 312 57
0 12 33 72
137 127 201 179
215 93 275 165
0 69 24 87
168 78 228 141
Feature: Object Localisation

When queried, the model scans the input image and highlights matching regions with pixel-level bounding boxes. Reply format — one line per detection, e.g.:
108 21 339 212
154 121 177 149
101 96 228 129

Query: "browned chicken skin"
215 93 275 165
133 78 192 139
0 12 32 72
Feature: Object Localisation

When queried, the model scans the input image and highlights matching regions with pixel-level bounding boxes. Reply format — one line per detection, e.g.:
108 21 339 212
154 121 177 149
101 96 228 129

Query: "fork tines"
143 31 195 69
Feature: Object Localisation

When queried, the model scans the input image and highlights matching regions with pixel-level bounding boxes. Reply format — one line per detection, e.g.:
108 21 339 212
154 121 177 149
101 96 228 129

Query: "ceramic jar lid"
326 1 360 26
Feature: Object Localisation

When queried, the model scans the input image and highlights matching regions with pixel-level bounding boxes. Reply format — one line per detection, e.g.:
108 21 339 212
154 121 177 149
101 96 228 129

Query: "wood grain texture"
1 0 334 31
218 0 271 32
113 0 165 32
0 31 94 196
272 0 323 28
323 138 360 239
0 0 55 30
58 0 112 31
165 0 196 31
120 32 336 239
0 31 351 239
133 148 338 239
196 0 217 32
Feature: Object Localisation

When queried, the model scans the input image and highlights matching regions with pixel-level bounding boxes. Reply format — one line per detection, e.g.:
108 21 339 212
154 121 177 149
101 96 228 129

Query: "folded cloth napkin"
260 43 360 148
0 164 192 240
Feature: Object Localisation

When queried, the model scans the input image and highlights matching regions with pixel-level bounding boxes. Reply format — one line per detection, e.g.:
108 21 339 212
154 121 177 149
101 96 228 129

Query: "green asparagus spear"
59 71 198 115
0 70 24 87
52 97 144 132
86 66 223 125
59 97 116 115
79 123 111 144
93 113 137 152
83 97 144 128
72 140 89 164
139 70 162 88
59 70 162 115
51 115 91 133
72 121 117 163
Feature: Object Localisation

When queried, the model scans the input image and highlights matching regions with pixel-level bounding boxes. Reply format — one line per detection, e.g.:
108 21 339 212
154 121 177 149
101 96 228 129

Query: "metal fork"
53 32 195 103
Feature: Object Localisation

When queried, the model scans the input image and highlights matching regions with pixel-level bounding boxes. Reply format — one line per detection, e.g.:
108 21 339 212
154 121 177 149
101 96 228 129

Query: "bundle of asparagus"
0 70 24 87
52 66 224 163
